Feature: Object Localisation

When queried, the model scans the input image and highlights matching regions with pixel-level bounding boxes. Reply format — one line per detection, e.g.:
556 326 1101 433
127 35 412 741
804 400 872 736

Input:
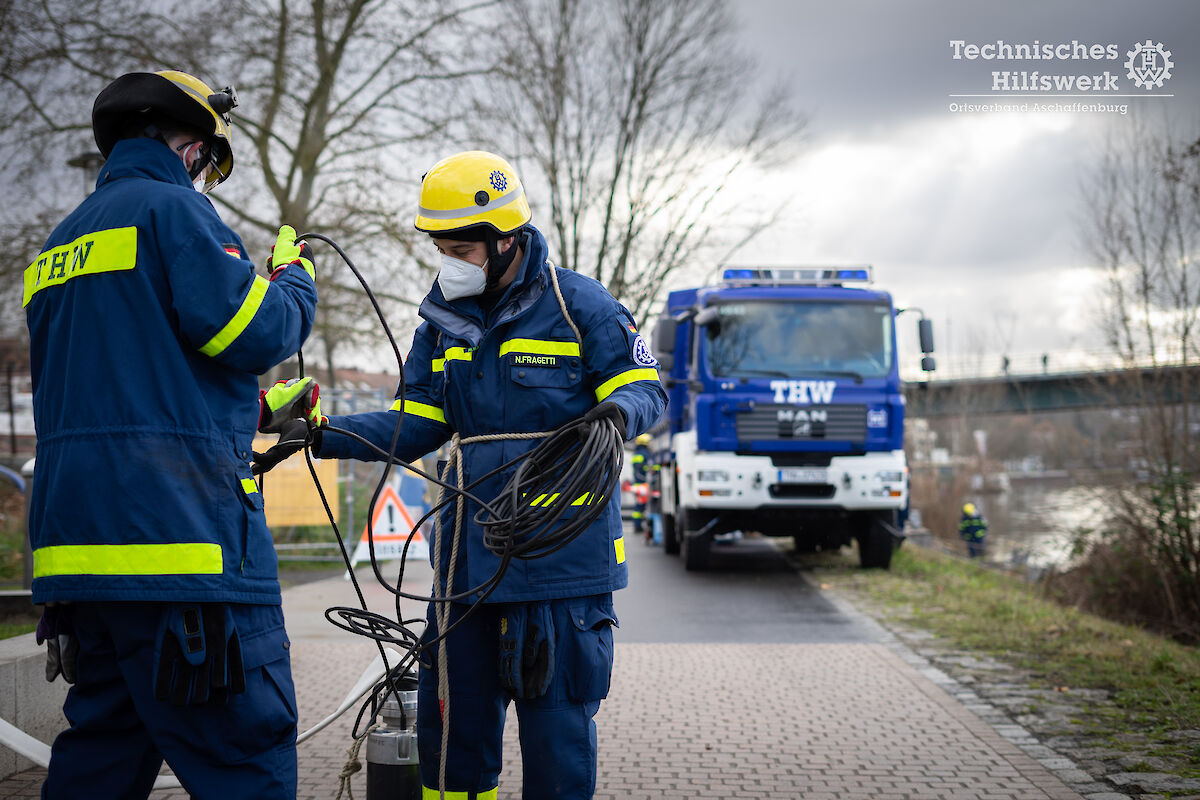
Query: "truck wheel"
662 513 680 555
682 530 711 571
858 512 897 569
678 507 711 570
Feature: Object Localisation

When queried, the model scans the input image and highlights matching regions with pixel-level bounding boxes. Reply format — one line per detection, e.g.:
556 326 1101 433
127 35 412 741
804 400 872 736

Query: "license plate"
777 468 828 484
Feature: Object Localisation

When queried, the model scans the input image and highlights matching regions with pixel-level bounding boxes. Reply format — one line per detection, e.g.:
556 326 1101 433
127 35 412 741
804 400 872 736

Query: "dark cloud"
730 0 1200 361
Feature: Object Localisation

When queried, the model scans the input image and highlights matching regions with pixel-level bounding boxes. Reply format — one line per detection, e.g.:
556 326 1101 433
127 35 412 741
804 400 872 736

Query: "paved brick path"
0 570 1088 799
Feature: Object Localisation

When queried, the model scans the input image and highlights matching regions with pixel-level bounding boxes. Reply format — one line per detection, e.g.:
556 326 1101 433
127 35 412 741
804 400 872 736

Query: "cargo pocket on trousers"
564 599 618 703
221 622 298 761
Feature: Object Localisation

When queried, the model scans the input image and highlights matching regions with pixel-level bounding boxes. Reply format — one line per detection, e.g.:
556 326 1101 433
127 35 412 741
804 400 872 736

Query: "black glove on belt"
498 602 555 700
36 604 77 684
154 604 245 706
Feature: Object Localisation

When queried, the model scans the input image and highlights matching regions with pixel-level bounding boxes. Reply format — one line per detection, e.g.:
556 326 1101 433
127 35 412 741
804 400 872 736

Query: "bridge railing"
901 348 1199 382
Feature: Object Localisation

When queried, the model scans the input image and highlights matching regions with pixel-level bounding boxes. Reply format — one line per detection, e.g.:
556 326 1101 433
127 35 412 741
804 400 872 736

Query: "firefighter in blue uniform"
310 151 667 799
25 70 319 799
959 502 988 559
631 433 652 542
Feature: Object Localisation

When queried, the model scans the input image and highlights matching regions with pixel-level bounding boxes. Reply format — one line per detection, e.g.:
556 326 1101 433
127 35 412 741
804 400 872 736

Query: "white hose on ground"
0 646 403 792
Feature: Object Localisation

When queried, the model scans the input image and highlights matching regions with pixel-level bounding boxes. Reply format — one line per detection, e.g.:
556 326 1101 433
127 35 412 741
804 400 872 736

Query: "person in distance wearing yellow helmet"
631 433 653 541
26 70 318 799
959 502 988 559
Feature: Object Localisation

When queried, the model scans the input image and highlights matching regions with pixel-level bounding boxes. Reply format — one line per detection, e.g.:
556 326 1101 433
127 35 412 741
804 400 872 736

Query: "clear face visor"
175 139 221 193
203 156 230 193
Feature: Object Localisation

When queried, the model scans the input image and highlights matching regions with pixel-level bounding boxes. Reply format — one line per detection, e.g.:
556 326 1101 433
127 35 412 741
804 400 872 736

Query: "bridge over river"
903 353 1200 417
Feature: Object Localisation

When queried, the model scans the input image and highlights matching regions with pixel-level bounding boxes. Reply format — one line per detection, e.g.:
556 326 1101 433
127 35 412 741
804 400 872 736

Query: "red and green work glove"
258 377 327 432
267 224 315 282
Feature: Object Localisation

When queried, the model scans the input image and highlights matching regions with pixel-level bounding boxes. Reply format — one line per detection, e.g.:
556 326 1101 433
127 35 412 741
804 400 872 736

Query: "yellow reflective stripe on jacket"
23 226 138 306
595 368 661 401
528 492 603 507
498 338 581 358
199 275 271 357
615 535 626 564
390 398 447 425
33 543 223 578
433 347 473 373
241 478 259 495
422 787 497 800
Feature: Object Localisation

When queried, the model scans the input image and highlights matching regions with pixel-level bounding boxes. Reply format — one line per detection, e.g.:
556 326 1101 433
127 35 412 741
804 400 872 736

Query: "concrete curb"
0 634 67 781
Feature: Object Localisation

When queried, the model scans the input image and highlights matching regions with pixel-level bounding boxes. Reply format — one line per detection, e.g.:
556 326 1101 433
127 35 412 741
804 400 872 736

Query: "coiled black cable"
479 416 624 559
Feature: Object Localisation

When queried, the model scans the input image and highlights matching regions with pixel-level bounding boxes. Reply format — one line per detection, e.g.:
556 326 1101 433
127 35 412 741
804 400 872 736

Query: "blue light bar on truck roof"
720 266 873 286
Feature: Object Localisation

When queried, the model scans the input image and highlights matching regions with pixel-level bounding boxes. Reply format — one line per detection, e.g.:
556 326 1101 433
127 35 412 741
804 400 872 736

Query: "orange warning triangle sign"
359 485 424 544
347 485 429 577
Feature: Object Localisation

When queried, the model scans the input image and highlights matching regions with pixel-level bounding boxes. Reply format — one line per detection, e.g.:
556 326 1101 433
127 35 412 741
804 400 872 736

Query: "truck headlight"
697 470 730 482
874 470 905 483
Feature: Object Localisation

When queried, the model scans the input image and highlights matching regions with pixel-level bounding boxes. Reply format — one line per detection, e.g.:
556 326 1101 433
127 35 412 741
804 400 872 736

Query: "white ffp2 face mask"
437 254 488 301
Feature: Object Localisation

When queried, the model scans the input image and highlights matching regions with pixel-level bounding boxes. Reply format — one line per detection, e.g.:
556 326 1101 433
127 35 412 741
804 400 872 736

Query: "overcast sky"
730 0 1200 377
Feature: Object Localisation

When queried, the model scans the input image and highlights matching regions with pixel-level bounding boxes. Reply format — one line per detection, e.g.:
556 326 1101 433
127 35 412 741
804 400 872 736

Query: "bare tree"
210 0 496 383
1076 114 1200 640
478 0 805 321
1 0 496 383
0 0 219 338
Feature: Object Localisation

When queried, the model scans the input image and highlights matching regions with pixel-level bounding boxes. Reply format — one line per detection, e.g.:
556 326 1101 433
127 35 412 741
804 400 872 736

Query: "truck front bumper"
675 435 907 512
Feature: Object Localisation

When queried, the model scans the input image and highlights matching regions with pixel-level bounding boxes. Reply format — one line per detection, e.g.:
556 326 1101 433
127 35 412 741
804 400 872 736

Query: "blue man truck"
648 267 935 570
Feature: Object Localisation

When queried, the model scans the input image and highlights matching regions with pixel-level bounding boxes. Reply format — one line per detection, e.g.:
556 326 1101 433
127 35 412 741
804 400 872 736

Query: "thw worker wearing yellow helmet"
307 151 667 798
959 502 989 559
26 70 318 798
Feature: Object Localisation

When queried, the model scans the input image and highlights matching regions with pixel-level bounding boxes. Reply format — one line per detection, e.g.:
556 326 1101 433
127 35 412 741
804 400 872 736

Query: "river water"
957 478 1110 571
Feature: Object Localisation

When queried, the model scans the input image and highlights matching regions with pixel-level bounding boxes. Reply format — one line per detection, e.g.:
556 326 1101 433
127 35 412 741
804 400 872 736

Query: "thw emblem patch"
632 334 657 367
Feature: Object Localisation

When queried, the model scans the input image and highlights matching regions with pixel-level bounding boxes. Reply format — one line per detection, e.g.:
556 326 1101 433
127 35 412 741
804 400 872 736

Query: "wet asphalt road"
613 530 887 644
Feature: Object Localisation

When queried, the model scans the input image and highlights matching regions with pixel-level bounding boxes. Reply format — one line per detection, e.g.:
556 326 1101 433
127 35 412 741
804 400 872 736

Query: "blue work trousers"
417 595 618 800
41 602 297 800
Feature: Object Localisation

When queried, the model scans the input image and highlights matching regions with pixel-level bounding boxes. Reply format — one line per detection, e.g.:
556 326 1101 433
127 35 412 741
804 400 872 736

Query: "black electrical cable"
307 417 622 738
479 417 623 560
265 232 626 740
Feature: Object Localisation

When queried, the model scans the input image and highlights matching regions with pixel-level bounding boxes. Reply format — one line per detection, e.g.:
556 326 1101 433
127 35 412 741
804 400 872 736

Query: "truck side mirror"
918 318 935 354
653 316 678 362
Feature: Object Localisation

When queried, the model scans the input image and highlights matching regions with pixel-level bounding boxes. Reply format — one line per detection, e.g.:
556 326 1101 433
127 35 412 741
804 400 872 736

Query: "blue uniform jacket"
25 138 318 605
959 515 988 542
317 226 666 602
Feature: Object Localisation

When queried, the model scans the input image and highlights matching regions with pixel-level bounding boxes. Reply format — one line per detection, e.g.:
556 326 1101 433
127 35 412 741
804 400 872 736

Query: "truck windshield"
704 300 894 379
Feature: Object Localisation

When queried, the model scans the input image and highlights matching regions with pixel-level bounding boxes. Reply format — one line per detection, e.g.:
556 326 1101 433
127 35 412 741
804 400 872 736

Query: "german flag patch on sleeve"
222 244 241 258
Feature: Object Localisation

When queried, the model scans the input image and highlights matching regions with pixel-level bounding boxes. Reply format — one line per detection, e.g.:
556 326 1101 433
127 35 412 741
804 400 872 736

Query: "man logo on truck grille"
777 408 828 438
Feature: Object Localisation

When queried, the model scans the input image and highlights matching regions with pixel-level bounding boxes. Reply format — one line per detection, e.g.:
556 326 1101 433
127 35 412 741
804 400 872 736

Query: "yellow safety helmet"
414 151 531 236
92 69 237 193
636 434 652 446
962 503 977 516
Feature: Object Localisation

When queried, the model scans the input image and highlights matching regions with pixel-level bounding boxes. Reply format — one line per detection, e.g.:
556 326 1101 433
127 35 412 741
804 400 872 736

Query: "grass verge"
0 622 35 640
803 544 1200 775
